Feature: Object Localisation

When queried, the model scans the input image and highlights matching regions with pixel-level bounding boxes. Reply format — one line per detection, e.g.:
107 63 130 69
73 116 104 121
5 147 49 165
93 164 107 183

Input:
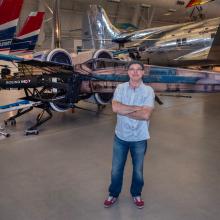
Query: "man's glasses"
128 68 144 72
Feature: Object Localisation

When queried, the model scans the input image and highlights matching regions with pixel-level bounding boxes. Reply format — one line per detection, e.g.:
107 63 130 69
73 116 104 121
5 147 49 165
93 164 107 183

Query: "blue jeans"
108 135 147 197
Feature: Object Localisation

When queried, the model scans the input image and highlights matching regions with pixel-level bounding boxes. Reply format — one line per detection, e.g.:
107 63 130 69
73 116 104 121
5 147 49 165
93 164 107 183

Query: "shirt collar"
128 81 144 90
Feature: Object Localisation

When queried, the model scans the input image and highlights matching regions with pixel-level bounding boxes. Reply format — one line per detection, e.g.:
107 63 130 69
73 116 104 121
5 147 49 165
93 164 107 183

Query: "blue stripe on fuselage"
91 72 201 84
0 53 24 61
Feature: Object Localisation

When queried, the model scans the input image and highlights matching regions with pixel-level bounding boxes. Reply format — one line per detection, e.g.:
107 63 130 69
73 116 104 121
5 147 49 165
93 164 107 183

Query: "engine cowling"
33 48 73 65
92 49 113 59
33 48 114 110
93 50 114 105
33 48 73 112
84 49 114 105
94 93 113 105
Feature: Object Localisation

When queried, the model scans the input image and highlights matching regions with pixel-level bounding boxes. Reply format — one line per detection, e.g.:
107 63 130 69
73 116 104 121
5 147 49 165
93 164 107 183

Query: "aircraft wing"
175 47 210 61
0 53 74 74
18 59 74 74
19 59 73 70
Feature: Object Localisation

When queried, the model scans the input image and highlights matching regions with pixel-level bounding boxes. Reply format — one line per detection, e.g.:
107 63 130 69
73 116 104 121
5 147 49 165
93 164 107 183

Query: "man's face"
128 64 144 82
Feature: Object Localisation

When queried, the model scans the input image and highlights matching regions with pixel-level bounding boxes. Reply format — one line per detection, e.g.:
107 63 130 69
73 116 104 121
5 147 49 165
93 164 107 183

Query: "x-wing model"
0 48 220 135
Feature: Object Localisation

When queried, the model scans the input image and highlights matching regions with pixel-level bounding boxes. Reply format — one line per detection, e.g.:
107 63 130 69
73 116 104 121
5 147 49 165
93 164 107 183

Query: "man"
104 60 155 209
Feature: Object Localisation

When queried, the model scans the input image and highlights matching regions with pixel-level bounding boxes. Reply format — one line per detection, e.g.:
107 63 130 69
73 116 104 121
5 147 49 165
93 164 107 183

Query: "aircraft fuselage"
128 18 220 66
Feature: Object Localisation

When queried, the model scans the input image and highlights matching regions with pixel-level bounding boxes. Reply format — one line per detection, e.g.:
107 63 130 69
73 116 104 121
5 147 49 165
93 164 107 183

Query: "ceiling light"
168 9 177 12
164 13 172 16
141 4 151 8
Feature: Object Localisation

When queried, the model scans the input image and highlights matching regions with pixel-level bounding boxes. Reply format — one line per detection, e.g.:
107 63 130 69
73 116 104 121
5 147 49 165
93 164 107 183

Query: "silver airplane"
82 5 220 67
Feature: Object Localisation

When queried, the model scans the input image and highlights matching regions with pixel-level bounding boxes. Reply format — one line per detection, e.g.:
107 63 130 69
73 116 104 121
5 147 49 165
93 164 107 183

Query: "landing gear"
97 104 106 112
10 119 16 126
4 119 16 126
4 107 33 126
3 104 53 136
0 126 10 137
24 107 53 135
0 131 10 137
155 95 163 105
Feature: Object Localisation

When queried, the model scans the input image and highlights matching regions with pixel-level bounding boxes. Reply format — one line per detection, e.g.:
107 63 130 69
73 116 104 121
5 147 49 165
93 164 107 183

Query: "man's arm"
126 106 154 120
112 100 154 120
112 100 142 115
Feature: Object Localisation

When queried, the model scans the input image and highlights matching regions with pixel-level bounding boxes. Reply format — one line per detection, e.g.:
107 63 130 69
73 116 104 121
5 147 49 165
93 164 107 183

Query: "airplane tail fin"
82 5 121 50
10 12 45 54
207 24 220 63
0 0 23 54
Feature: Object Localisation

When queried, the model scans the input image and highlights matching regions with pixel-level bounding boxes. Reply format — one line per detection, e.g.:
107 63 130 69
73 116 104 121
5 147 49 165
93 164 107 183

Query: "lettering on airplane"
0 40 12 47
6 80 31 84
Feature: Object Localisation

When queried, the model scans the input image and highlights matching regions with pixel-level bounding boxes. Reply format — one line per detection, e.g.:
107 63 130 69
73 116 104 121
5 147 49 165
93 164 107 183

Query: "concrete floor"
0 91 220 220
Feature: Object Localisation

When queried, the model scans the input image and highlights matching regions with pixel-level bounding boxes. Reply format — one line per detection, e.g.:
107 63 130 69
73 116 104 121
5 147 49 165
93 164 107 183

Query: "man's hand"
126 106 154 120
112 100 142 115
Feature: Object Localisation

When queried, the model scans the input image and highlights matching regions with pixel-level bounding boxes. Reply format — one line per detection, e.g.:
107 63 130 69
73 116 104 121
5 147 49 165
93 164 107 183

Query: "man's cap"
127 60 144 70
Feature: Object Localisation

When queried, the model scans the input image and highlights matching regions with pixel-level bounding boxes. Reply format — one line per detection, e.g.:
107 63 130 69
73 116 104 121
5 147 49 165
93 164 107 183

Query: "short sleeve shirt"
113 82 155 141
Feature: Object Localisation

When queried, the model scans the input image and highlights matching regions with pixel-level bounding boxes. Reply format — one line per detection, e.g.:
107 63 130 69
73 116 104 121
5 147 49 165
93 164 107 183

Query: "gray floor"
0 91 220 220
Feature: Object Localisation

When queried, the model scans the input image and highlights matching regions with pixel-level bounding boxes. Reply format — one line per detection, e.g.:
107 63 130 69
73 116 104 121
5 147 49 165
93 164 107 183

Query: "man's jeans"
109 135 147 197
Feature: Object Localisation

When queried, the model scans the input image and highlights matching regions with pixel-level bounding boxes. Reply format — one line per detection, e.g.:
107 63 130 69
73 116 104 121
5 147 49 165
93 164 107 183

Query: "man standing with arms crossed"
104 60 155 209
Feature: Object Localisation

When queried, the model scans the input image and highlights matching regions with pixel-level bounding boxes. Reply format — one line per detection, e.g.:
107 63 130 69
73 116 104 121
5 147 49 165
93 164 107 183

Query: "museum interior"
0 0 219 220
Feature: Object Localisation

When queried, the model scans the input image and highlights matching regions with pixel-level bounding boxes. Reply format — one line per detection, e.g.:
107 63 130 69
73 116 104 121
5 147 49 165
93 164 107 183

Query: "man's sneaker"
104 196 117 208
133 196 144 209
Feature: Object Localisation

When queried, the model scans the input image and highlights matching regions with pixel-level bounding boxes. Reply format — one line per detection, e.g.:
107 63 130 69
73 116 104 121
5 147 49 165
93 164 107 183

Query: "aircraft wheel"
0 131 10 137
5 133 10 138
25 130 39 136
